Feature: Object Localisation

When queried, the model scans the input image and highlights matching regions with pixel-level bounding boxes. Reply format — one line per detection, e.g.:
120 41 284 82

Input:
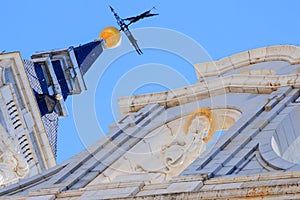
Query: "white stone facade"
1 45 300 199
0 53 56 188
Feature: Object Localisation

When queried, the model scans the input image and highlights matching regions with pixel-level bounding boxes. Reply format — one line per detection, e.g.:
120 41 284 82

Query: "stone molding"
194 45 300 78
118 73 300 114
6 172 300 199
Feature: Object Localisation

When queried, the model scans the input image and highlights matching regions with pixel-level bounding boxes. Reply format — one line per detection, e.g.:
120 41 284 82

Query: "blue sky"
1 1 300 163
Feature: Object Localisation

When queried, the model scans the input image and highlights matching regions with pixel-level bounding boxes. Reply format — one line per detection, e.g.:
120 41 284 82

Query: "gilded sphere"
100 26 121 48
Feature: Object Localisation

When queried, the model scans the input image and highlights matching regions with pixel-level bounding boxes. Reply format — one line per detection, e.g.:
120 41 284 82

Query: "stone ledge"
9 172 300 199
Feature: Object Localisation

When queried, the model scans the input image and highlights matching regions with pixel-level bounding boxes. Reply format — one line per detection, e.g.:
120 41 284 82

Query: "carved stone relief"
91 107 241 185
0 125 29 187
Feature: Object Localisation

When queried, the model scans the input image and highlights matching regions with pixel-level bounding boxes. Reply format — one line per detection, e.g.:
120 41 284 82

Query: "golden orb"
100 26 121 49
55 94 63 100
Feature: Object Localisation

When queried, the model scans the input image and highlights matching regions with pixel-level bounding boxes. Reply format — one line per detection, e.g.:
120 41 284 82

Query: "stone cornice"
194 45 300 78
118 73 300 114
13 172 300 199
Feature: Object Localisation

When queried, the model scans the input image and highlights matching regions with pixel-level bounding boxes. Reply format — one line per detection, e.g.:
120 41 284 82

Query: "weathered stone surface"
26 195 56 200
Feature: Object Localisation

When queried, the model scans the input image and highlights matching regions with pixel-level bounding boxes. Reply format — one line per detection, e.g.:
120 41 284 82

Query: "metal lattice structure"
23 60 59 157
